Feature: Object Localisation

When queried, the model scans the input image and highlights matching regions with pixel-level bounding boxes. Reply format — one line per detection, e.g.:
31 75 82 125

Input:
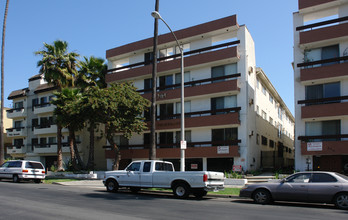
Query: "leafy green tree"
80 83 149 170
51 88 85 170
35 40 79 171
77 56 107 170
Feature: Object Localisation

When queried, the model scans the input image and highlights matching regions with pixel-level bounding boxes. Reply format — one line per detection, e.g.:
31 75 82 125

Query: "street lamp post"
151 11 186 171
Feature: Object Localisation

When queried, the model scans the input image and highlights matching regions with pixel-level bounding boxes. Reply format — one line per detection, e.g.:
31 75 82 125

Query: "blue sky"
0 0 298 114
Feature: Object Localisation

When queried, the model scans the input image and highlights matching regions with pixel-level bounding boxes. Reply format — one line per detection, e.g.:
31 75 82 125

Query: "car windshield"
336 173 348 181
25 162 44 169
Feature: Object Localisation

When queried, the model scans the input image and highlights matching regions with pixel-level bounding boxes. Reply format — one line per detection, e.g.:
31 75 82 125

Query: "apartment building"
6 74 106 170
105 15 294 172
293 0 348 173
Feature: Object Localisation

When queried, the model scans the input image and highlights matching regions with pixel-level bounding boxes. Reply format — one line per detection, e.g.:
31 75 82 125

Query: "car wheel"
13 175 20 183
106 179 119 192
173 183 190 199
334 193 348 210
130 187 141 193
192 189 207 198
253 189 271 204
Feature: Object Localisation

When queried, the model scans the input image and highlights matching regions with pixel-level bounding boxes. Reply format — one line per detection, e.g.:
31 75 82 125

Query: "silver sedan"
239 171 348 209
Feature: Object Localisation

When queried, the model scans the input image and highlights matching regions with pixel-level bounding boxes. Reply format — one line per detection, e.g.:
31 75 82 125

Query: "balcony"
6 127 26 138
299 134 348 155
296 16 348 47
298 96 348 119
297 56 348 81
106 41 240 83
6 145 26 154
33 125 69 135
33 143 70 154
6 107 25 119
149 107 241 131
140 74 240 101
33 103 55 115
105 140 241 160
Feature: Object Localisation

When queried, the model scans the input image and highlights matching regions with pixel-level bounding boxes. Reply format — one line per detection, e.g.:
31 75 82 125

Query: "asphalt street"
0 180 347 220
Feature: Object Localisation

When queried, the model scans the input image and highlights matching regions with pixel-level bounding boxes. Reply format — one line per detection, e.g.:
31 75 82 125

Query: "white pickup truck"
103 160 225 198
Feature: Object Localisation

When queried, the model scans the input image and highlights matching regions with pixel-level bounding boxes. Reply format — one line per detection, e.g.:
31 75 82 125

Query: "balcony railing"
6 127 25 132
298 134 348 142
297 96 348 105
107 40 240 74
296 16 348 31
297 56 348 68
104 139 241 150
138 73 241 94
6 107 24 113
155 107 241 121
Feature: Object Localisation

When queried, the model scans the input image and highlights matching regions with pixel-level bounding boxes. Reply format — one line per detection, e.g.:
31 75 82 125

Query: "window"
175 130 191 144
256 79 260 89
305 120 341 141
32 98 38 110
14 139 23 148
211 63 237 82
14 101 23 110
304 44 339 66
211 96 237 115
144 78 152 93
261 136 268 146
144 52 154 65
256 105 259 115
126 162 141 171
48 137 56 144
32 138 38 149
212 128 238 144
40 138 47 147
269 117 273 125
262 85 267 95
159 75 173 90
269 140 274 148
305 82 340 105
175 101 191 117
159 132 173 148
113 135 129 146
40 97 48 106
32 118 38 131
311 173 337 182
261 111 267 120
175 72 190 87
278 107 283 120
143 162 151 172
14 121 22 130
256 134 260 145
269 95 273 104
155 162 173 171
159 103 174 120
286 173 311 183
25 162 44 169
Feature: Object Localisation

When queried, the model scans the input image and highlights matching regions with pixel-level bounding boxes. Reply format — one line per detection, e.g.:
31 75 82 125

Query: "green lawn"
208 187 240 196
43 178 79 184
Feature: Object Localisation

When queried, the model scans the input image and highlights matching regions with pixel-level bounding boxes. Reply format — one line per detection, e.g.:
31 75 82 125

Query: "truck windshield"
155 162 173 171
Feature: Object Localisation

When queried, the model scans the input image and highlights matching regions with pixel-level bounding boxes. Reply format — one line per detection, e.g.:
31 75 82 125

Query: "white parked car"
0 160 45 183
103 160 225 198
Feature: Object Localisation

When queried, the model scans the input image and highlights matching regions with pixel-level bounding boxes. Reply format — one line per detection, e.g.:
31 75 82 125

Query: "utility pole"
149 0 159 160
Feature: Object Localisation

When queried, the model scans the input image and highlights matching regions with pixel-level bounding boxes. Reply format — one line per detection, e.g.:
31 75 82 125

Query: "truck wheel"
173 183 190 199
34 179 42 184
193 189 207 198
13 175 20 183
130 187 141 193
106 179 119 192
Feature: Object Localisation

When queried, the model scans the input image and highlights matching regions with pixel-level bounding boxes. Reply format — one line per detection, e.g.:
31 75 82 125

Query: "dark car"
239 171 348 209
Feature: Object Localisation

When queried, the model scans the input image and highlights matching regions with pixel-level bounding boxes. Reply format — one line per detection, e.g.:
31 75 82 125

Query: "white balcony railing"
33 104 55 115
6 108 26 119
33 125 68 135
7 146 26 154
6 128 26 138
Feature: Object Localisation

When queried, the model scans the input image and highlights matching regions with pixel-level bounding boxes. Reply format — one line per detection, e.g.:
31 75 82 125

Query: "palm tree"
35 40 79 171
77 56 107 170
52 88 85 170
0 0 10 165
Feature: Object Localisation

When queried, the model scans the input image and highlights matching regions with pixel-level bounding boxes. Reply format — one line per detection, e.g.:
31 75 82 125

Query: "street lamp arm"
151 11 183 53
